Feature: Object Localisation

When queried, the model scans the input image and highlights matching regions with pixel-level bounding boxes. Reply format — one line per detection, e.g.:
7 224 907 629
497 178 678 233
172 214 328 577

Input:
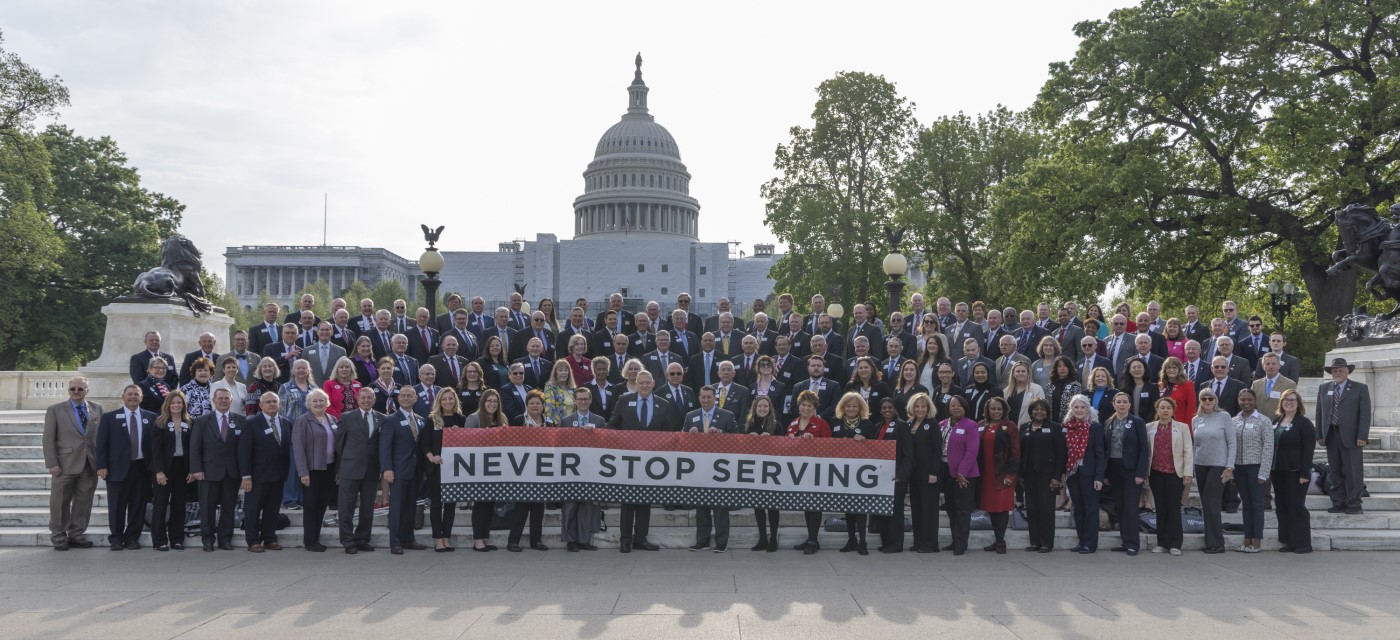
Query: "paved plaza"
2 545 1399 639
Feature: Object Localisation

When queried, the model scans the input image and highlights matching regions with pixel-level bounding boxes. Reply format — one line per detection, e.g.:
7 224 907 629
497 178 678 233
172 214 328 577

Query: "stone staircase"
3 411 1397 551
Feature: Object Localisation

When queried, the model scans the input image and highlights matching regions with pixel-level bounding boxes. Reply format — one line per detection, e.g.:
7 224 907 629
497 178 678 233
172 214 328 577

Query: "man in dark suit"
712 314 744 360
642 331 686 383
1103 315 1135 378
390 299 413 335
994 335 1032 388
817 314 844 359
512 338 553 388
730 335 762 388
336 388 381 553
412 365 442 419
95 385 155 550
465 296 492 338
595 294 636 335
607 371 678 552
1133 313 1169 358
294 311 320 349
1182 340 1213 388
1222 300 1248 343
1074 335 1113 389
558 307 596 359
1035 302 1061 332
656 362 698 416
688 333 721 391
283 294 320 326
844 304 885 361
1316 358 1372 515
513 311 557 361
590 310 622 358
712 362 752 423
1050 309 1084 354
330 309 359 353
661 294 703 342
1204 357 1248 415
248 304 282 356
481 308 517 360
603 333 632 385
703 298 734 335
628 313 655 358
222 331 256 383
177 333 221 386
306 323 348 387
749 313 779 357
783 313 812 358
1013 311 1050 360
979 310 1012 361
1181 305 1211 344
441 310 481 362
428 336 471 390
1129 334 1165 384
500 364 533 419
771 338 805 389
261 324 304 384
382 386 426 554
801 294 826 337
665 309 700 361
806 334 846 390
954 341 997 388
129 331 178 386
355 298 377 335
434 294 465 336
791 356 840 422
368 311 396 360
1214 337 1253 385
238 391 291 552
944 303 986 363
506 293 529 330
1255 332 1301 381
1236 316 1270 371
387 335 420 386
685 385 740 552
189 387 243 551
406 308 441 363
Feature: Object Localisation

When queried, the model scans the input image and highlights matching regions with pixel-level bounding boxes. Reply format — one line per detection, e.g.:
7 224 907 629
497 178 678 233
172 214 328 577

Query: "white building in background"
226 55 788 315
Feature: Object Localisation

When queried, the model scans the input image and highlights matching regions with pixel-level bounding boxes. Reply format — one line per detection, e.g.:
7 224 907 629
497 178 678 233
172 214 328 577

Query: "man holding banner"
607 371 679 552
686 386 739 552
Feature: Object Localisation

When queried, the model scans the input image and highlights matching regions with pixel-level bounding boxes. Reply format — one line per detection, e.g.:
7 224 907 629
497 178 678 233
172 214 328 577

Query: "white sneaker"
1150 546 1166 554
1242 546 1260 554
1234 544 1249 552
1169 548 1182 556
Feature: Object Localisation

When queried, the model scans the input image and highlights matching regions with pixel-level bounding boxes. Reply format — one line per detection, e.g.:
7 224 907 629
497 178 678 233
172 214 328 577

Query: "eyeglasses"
69 387 87 392
678 299 691 304
532 319 543 324
1201 397 1217 402
509 371 524 376
668 372 683 377
922 318 935 324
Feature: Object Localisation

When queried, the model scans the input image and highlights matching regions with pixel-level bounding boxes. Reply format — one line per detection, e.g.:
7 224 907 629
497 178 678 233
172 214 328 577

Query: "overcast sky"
8 0 1137 281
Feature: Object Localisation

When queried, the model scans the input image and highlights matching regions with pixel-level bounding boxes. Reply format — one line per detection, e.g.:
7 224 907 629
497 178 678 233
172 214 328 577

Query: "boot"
840 534 859 553
751 534 768 552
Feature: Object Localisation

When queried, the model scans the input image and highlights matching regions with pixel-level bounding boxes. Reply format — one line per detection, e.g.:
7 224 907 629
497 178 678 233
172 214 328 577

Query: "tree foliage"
761 72 917 310
371 279 409 311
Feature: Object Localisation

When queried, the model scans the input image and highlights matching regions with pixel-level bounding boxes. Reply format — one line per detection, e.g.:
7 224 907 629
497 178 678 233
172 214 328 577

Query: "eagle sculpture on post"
421 224 445 248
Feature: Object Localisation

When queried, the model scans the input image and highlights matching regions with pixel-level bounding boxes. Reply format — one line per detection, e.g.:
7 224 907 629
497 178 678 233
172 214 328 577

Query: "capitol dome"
573 54 701 239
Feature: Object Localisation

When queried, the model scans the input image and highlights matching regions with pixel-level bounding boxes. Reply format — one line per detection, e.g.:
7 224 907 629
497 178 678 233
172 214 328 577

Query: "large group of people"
40 290 1372 558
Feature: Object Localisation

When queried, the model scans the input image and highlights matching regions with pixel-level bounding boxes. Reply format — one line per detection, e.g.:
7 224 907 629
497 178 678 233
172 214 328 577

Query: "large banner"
440 428 897 515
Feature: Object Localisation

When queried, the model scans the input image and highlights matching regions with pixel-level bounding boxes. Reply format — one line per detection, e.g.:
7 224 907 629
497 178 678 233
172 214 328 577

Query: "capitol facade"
226 55 782 315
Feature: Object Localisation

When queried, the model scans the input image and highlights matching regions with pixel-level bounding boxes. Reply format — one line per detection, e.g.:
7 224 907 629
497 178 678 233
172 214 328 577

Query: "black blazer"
607 393 680 431
595 310 637 336
1086 386 1120 422
890 383 931 421
1273 415 1317 472
189 411 244 482
129 350 178 386
844 382 890 411
1068 422 1108 482
137 376 173 414
405 325 441 362
687 351 722 390
95 407 157 482
498 384 533 420
511 326 556 361
511 356 554 388
886 420 913 483
178 350 221 386
1019 421 1067 476
238 413 293 483
248 322 281 355
1104 414 1151 479
260 341 303 384
907 417 945 479
149 418 193 477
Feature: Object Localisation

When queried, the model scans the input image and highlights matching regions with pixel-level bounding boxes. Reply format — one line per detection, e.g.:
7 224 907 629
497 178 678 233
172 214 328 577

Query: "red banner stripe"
441 427 894 460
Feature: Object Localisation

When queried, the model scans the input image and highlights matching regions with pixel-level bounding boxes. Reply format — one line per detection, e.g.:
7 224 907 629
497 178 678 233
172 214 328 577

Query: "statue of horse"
1327 203 1400 319
132 235 215 316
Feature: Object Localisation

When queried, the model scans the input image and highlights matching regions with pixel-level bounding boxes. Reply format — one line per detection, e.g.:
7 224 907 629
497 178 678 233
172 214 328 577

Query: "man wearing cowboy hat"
1316 358 1372 514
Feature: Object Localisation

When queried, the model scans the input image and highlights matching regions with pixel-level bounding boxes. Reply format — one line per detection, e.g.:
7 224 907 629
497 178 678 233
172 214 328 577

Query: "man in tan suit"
42 376 103 550
994 335 1030 388
1251 352 1296 418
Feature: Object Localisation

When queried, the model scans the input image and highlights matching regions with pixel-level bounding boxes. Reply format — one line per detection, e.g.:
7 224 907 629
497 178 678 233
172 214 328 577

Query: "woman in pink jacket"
941 395 981 555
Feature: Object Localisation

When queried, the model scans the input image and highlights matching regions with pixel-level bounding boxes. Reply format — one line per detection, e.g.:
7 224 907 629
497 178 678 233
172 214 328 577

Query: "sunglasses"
69 387 87 392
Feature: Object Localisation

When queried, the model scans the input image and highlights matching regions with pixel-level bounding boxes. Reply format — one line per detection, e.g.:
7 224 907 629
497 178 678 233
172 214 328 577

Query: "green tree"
761 71 918 311
295 279 334 320
894 107 1043 304
371 279 409 312
996 0 1399 329
342 280 373 310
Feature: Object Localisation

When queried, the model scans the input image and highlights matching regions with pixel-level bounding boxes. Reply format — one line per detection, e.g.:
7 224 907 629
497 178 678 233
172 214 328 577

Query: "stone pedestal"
78 301 234 408
1325 341 1400 430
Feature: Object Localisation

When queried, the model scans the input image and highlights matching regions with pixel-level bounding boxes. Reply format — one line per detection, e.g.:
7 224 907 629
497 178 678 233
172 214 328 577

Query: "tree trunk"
1300 258 1357 330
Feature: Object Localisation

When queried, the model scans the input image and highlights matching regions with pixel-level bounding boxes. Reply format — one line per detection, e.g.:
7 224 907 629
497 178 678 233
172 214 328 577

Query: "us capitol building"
225 55 796 314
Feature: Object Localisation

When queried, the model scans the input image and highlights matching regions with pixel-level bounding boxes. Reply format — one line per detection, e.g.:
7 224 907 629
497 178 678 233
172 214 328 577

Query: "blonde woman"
541 359 575 425
422 391 467 551
1004 361 1045 425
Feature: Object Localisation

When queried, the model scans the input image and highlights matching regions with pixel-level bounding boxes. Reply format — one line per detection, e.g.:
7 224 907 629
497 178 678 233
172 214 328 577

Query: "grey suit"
335 409 382 546
560 412 605 545
1053 324 1085 353
380 410 421 548
189 411 244 546
306 341 347 385
944 320 985 362
42 400 102 545
1316 379 1372 510
684 406 739 549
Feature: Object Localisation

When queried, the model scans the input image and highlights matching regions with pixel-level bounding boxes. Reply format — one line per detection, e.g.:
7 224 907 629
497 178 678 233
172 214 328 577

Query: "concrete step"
0 524 1338 552
0 434 41 447
0 490 107 508
0 446 41 459
0 460 50 474
0 422 43 434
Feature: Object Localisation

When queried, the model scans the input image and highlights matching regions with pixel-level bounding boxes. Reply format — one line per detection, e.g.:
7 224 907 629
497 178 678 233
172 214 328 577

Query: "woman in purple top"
941 395 981 555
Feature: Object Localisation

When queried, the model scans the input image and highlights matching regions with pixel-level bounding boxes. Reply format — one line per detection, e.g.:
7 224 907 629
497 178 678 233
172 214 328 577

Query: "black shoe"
582 544 598 551
953 549 965 556
567 542 579 552
219 543 235 551
713 545 727 553
1078 548 1095 554
839 540 858 553
473 545 491 552
1025 545 1042 552
803 541 819 555
1278 545 1295 553
619 541 632 553
530 543 549 551
690 543 711 552
1202 547 1225 554
356 543 375 552
1069 546 1084 553
171 543 184 551
941 544 954 551
751 539 768 551
1126 548 1138 556
1347 507 1364 515
52 541 69 551
305 544 326 552
793 542 808 551
766 539 778 552
154 544 169 552
1327 506 1347 513
879 545 902 554
636 541 660 551
1293 547 1314 554
109 542 123 551
1111 546 1127 552
857 543 868 556
507 544 522 552
69 539 94 549
914 546 937 553
203 544 215 552
1038 547 1053 553
124 540 141 550
344 546 357 555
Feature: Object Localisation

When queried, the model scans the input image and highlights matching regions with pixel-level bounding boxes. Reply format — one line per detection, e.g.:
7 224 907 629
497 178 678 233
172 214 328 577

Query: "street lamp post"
1266 281 1305 333
883 252 909 320
419 225 446 322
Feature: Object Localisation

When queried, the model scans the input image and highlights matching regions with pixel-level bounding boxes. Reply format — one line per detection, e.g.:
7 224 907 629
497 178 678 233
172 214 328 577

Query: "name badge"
963 333 970 338
923 424 930 430
1140 392 1150 398
1327 391 1334 396
1246 425 1255 430
691 416 700 422
264 428 274 435
143 418 149 424
955 428 965 435
1041 428 1051 433
1270 391 1282 399
942 395 951 403
628 401 637 407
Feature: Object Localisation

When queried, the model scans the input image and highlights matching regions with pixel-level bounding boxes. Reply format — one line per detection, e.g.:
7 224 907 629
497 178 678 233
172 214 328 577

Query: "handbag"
1011 508 1029 531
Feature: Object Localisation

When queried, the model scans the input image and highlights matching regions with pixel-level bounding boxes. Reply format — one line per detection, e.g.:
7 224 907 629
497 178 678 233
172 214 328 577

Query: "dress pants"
243 481 284 546
909 475 939 550
198 476 239 546
471 501 495 540
1147 471 1184 550
844 513 867 544
873 481 905 550
337 471 376 547
281 440 303 507
1236 464 1265 539
508 502 543 546
1195 465 1226 549
429 496 456 539
49 464 98 545
106 459 150 545
1068 470 1100 551
1271 469 1311 549
1106 459 1143 551
943 463 976 553
619 504 651 543
303 468 336 546
1022 472 1057 550
695 506 730 548
387 473 418 548
150 456 190 547
1326 430 1366 509
560 501 598 544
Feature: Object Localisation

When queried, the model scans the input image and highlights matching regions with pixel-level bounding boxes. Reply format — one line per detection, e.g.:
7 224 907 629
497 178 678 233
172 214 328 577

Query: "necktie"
424 330 432 352
617 355 625 372
398 356 409 378
717 386 726 407
502 332 509 354
449 358 459 383
272 417 282 445
745 355 752 374
722 334 730 354
381 331 391 351
704 354 712 385
1082 359 1093 387
128 411 138 460
1214 380 1223 398
76 403 88 435
364 410 372 436
531 359 540 381
660 353 668 370
1018 332 1028 352
1265 377 1274 398
639 399 649 427
1331 383 1344 427
219 414 229 442
703 410 711 429
1188 362 1197 380
320 344 329 370
428 386 435 407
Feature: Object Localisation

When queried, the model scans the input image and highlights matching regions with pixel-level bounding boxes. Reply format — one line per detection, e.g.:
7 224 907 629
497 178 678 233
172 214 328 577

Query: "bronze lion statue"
132 235 215 315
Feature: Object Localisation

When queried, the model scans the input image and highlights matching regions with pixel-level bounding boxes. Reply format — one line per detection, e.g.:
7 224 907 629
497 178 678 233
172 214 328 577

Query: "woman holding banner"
506 390 551 552
788 390 832 555
744 394 784 552
833 392 877 555
464 389 507 552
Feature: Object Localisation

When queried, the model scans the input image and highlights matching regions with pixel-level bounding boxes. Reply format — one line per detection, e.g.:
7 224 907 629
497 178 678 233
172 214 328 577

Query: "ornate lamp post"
1266 281 1305 333
883 251 909 319
419 225 446 322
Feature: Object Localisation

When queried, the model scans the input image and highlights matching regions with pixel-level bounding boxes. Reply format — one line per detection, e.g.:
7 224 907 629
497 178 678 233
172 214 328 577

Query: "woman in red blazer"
321 357 363 419
788 390 832 555
1158 357 1196 429
941 395 981 555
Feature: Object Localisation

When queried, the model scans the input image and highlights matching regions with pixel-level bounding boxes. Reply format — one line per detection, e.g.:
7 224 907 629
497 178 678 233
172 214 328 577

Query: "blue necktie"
75 403 88 435
639 399 649 427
